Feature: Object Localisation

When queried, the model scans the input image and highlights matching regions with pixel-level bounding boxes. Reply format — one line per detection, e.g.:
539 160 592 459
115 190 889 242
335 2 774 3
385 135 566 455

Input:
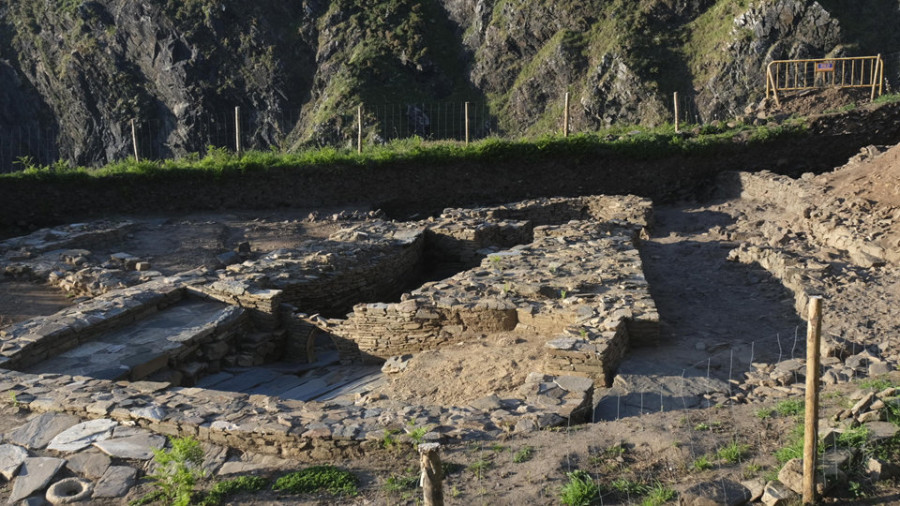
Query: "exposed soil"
0 281 71 330
821 141 900 208
768 87 873 118
91 209 350 276
376 329 548 405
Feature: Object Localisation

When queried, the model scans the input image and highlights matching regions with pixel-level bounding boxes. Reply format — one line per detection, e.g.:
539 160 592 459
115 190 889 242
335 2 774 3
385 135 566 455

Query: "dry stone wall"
334 195 659 388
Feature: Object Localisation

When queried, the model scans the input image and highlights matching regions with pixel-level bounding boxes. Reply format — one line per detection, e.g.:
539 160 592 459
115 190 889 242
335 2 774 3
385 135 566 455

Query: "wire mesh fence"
0 101 506 173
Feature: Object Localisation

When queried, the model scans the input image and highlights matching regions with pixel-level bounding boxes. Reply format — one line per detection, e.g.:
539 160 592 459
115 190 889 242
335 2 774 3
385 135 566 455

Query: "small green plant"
641 482 677 506
743 462 763 479
513 445 534 463
691 455 712 472
755 407 774 420
859 377 896 391
560 289 568 299
775 399 804 417
381 428 399 449
272 466 358 496
775 424 822 465
468 458 492 479
490 443 506 453
9 391 20 408
559 470 600 506
693 422 710 431
407 425 431 444
837 426 871 449
848 480 866 498
200 476 268 506
716 440 750 464
135 436 206 506
489 255 502 269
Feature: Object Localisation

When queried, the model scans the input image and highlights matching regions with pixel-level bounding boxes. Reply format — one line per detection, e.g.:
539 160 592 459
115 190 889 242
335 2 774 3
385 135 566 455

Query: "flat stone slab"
9 457 66 503
4 413 82 450
865 421 900 443
204 368 282 393
217 461 273 476
93 433 166 460
23 299 237 381
93 465 137 498
680 479 751 506
0 443 29 480
47 419 117 452
65 450 111 479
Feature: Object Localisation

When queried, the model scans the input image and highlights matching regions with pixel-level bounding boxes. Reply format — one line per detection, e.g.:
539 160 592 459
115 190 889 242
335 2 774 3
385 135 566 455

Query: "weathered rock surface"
9 457 66 503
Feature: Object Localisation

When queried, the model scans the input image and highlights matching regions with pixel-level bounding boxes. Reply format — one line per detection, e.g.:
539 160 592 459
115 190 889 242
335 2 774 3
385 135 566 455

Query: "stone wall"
209 222 426 318
334 198 659 381
0 366 594 461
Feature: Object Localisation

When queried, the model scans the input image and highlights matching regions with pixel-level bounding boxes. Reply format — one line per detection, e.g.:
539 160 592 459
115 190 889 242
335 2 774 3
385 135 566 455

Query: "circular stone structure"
46 477 93 504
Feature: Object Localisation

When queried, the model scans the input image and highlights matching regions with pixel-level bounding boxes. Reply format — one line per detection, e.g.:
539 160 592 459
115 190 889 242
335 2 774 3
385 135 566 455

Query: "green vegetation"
407 425 430 444
691 455 712 472
755 407 774 420
133 436 206 506
559 470 600 506
272 466 358 496
716 440 750 464
199 476 268 506
874 93 900 104
859 377 899 391
775 399 804 417
1 121 805 183
513 445 534 463
467 458 492 479
642 482 677 506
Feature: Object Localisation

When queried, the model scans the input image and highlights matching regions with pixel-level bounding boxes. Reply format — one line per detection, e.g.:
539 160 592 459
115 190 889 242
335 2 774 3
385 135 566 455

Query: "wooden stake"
464 102 470 146
130 119 139 162
234 106 242 155
803 296 823 506
357 105 362 154
418 443 444 506
673 91 680 133
563 92 570 137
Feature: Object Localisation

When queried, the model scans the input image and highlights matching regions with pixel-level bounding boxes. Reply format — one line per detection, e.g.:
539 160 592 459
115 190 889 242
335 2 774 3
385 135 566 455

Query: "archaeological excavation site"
4 136 900 503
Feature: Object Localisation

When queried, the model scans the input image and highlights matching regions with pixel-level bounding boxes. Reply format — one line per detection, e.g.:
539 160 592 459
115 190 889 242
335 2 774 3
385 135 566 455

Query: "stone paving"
22 298 239 381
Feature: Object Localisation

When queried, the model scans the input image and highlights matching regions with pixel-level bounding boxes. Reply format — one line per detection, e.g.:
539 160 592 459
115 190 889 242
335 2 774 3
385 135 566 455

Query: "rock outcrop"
0 0 898 169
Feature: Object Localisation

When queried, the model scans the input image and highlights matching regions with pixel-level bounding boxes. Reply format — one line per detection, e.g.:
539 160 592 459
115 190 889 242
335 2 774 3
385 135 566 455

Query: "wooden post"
869 54 881 101
357 105 362 154
130 119 139 162
673 92 680 133
563 92 569 138
464 101 470 146
418 443 444 506
234 106 242 155
802 296 823 506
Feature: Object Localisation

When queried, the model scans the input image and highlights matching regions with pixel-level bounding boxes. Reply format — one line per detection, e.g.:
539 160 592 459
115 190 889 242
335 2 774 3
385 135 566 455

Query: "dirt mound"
376 330 546 406
820 142 900 208
770 87 872 118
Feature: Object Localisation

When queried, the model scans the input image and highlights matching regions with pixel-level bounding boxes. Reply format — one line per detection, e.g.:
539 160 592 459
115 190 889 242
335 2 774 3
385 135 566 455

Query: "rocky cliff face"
0 0 898 170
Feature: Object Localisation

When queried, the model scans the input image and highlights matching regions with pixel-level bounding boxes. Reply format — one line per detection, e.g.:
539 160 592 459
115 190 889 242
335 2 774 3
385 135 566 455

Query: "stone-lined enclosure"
0 194 662 458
